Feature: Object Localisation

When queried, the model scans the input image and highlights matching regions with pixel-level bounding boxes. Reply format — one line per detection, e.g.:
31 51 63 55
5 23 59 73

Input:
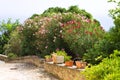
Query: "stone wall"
6 56 44 68
44 62 85 80
0 54 8 61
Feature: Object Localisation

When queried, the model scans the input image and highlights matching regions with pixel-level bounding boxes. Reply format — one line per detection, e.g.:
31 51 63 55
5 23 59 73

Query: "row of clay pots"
65 60 87 69
45 55 87 69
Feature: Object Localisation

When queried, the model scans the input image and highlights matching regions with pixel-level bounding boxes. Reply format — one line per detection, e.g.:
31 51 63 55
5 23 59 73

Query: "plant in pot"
75 60 87 69
65 56 74 67
45 55 52 62
51 51 64 64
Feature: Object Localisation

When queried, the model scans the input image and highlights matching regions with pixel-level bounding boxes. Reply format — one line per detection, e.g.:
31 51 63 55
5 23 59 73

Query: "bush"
0 19 20 54
82 50 120 80
4 28 22 56
52 49 72 61
7 53 17 59
62 15 105 58
20 19 39 56
9 6 103 59
35 18 69 57
83 38 109 64
19 11 103 58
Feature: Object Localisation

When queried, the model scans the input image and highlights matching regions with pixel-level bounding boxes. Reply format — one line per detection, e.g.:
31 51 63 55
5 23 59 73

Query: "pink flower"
56 48 59 51
61 48 65 51
60 23 64 27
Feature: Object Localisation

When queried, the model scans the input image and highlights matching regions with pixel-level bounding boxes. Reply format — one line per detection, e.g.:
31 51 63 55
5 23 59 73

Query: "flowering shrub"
35 14 70 57
12 6 105 58
19 19 39 56
18 11 104 58
61 15 105 58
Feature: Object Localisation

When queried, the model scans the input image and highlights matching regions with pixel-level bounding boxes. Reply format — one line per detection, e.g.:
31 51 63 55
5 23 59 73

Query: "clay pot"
75 61 87 69
65 60 74 67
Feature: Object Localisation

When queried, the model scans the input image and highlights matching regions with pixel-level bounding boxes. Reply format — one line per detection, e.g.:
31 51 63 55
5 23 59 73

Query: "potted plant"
65 56 73 67
75 60 87 69
45 55 52 62
51 52 64 64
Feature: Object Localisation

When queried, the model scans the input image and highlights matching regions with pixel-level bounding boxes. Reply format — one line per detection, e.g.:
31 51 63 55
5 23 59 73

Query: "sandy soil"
0 61 59 80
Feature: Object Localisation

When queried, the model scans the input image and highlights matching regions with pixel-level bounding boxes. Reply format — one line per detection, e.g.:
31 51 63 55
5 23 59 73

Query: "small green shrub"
4 29 22 56
82 50 120 80
7 53 17 59
45 55 51 58
53 50 72 61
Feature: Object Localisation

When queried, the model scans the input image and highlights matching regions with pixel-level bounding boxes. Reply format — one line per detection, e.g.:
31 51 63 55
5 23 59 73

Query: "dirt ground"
0 61 59 80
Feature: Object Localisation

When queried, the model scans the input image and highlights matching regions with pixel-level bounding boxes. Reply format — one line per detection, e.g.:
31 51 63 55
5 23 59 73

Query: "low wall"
0 54 8 61
6 56 44 68
44 62 85 80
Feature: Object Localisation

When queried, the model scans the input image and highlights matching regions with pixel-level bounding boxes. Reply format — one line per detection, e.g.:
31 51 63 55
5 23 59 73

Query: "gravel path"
0 61 59 80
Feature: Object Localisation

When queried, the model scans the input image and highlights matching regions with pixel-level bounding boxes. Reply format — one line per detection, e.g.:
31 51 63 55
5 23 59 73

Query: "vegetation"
82 0 120 64
0 19 20 54
0 1 120 80
52 49 72 61
3 5 100 58
1 6 104 62
81 1 120 80
82 50 120 80
7 52 18 59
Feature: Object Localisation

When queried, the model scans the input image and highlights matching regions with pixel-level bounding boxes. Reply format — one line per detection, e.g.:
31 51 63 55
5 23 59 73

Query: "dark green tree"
68 5 92 19
107 0 120 52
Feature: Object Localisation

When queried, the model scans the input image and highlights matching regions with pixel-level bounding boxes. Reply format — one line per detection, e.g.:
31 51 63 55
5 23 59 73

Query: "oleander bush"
33 12 104 58
4 6 105 60
61 15 105 58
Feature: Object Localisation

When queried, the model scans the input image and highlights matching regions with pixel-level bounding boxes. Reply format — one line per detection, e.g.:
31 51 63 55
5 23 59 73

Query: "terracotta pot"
65 60 74 67
75 61 87 69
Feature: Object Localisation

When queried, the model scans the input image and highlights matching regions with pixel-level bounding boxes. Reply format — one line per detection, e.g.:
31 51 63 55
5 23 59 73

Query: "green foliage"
42 7 67 16
62 16 105 58
0 19 20 54
4 28 22 56
82 50 120 80
35 12 101 58
53 50 72 61
20 19 39 56
108 0 120 19
84 0 120 64
83 35 112 64
4 6 102 60
45 55 51 58
7 53 17 59
68 5 92 19
99 0 120 56
30 14 39 19
42 5 92 19
34 16 69 57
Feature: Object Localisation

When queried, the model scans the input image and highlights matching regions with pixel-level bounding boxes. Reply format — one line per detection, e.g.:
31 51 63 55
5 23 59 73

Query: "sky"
0 0 116 31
